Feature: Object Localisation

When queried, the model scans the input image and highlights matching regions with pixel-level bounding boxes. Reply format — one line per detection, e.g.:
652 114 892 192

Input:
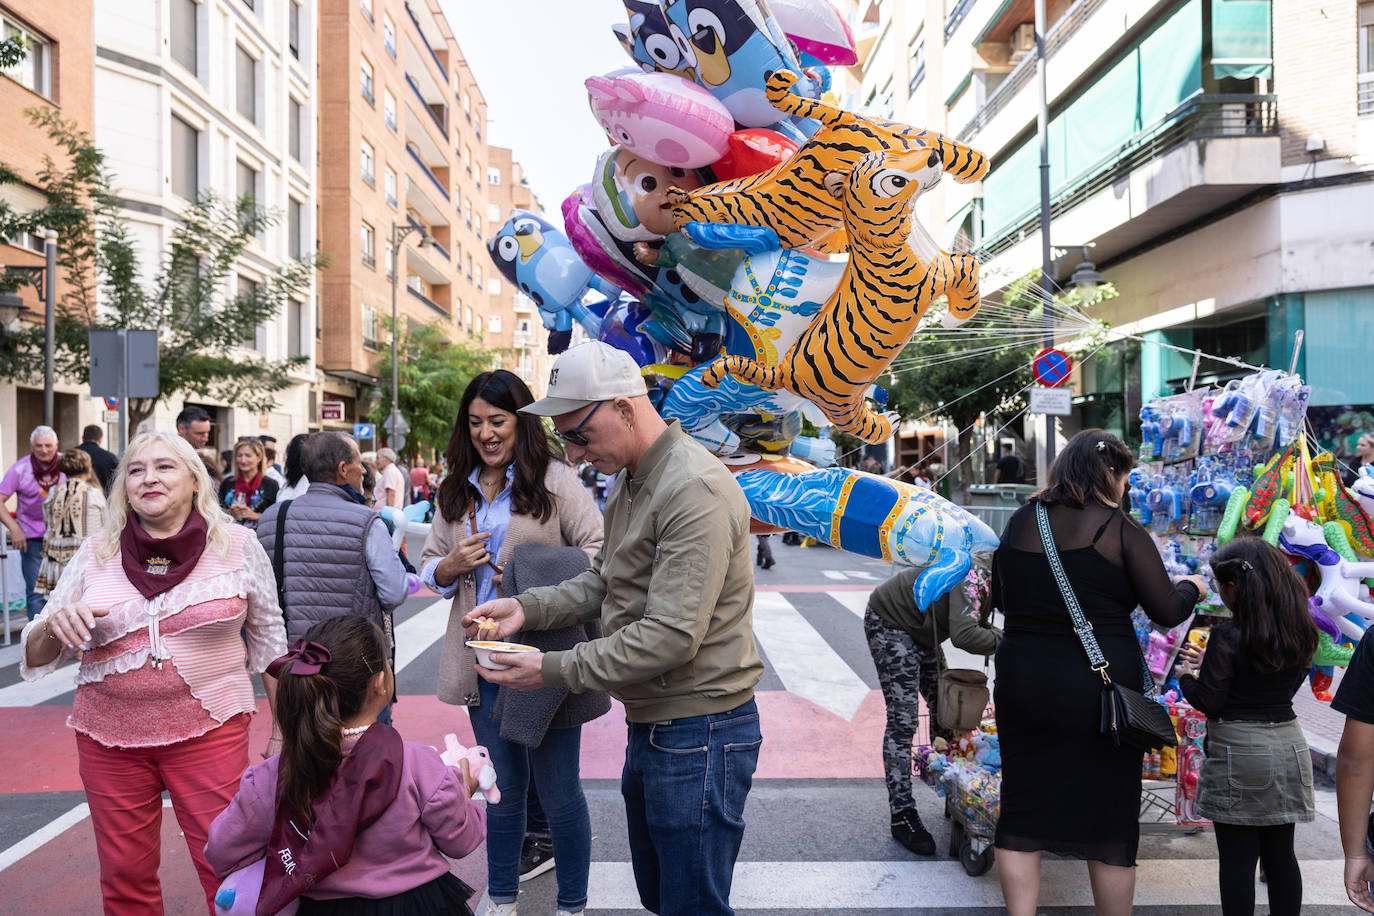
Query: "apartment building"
0 1 93 461
317 0 506 440
849 0 1374 465
484 144 552 395
91 0 317 452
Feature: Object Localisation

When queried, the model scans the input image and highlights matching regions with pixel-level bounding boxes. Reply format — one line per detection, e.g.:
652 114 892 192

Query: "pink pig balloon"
586 69 734 169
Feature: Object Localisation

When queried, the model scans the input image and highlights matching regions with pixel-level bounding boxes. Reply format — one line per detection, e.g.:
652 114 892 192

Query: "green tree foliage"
368 318 498 459
884 272 1113 494
0 109 324 434
0 35 25 69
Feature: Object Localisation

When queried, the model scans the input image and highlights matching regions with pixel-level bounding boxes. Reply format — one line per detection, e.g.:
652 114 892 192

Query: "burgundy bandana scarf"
30 453 60 496
256 724 404 916
119 510 208 599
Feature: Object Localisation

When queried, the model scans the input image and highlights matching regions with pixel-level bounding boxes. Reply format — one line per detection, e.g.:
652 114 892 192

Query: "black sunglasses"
556 401 604 447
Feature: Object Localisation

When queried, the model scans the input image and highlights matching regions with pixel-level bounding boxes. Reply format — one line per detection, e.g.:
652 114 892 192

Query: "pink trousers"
77 714 251 916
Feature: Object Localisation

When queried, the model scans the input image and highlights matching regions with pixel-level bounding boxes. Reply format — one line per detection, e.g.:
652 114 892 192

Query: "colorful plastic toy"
586 69 735 168
440 733 501 804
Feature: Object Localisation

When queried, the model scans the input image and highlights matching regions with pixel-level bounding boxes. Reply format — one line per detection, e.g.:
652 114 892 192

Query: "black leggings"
1213 821 1302 916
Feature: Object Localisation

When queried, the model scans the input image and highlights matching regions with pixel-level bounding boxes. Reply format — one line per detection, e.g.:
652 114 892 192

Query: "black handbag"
1035 502 1178 752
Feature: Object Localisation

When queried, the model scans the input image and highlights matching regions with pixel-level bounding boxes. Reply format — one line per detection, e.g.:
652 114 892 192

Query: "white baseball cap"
520 340 648 417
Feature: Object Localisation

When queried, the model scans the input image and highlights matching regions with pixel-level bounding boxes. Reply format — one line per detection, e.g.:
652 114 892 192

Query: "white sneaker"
555 911 582 916
478 898 517 916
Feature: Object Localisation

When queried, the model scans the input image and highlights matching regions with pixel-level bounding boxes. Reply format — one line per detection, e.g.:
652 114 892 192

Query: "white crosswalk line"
0 641 26 668
751 592 868 721
826 590 872 618
0 661 77 706
581 858 1349 909
847 569 879 580
821 570 848 580
393 597 452 675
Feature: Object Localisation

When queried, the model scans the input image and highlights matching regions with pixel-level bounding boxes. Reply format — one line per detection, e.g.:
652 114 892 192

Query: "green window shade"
1303 287 1374 406
1211 0 1271 79
980 0 1203 238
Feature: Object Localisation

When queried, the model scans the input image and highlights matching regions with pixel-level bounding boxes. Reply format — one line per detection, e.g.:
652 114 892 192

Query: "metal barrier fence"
957 504 1019 538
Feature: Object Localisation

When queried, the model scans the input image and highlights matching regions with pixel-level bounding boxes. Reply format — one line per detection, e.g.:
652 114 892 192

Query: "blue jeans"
467 678 591 911
622 699 762 915
23 537 45 620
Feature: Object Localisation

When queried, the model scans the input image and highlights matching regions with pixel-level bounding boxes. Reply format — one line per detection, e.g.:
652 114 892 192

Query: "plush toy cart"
912 706 999 877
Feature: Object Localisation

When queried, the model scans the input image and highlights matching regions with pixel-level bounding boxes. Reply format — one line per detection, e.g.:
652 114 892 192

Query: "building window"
1 15 50 99
383 14 396 58
360 0 373 23
289 97 302 161
236 44 256 123
361 140 375 186
384 90 396 131
360 56 374 105
488 314 502 334
1361 2 1374 117
384 166 397 206
487 203 501 222
909 40 926 96
239 276 266 353
315 296 322 340
171 0 197 75
462 91 471 112
288 198 302 260
475 264 482 288
488 277 501 296
289 1 301 60
170 114 199 200
361 222 376 267
288 298 305 357
362 303 379 349
465 306 472 328
487 167 501 186
385 240 395 279
236 158 257 205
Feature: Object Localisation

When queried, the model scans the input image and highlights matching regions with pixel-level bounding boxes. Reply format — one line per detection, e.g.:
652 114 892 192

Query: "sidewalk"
1296 665 1349 775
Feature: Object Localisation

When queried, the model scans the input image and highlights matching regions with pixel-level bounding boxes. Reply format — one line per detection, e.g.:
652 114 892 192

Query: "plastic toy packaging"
1207 370 1289 448
1147 465 1193 535
1141 390 1206 462
1189 455 1247 535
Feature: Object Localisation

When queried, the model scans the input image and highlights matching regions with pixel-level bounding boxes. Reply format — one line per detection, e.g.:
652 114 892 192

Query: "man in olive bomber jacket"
464 341 763 916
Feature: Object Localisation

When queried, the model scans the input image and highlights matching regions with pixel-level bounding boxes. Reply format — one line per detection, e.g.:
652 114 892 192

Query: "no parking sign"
1032 348 1072 388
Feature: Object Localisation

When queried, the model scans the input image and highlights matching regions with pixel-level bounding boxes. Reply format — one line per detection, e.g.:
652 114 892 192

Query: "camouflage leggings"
863 606 946 815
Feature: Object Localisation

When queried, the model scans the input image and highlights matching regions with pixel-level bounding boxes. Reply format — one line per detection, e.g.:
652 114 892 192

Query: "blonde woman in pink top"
19 431 288 915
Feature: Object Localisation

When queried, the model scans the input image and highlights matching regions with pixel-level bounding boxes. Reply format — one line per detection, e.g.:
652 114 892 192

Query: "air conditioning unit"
1009 23 1036 64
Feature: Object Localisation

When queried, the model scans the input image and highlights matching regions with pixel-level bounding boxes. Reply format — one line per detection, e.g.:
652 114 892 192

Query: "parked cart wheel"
947 813 964 859
959 840 994 876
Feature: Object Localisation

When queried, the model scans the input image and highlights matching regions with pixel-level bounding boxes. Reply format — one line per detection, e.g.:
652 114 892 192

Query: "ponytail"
1210 537 1317 674
270 616 387 823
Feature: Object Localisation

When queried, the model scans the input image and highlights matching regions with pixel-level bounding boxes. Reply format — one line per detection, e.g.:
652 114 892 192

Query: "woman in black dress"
991 430 1207 916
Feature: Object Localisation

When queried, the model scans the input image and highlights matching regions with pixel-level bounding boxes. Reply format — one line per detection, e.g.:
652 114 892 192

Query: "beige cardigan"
422 460 603 706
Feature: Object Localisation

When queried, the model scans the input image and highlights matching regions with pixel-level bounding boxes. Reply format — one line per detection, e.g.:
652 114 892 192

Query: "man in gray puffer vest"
257 430 408 655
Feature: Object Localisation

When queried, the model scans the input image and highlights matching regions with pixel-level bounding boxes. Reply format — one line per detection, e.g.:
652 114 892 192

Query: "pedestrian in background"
175 405 212 450
422 369 604 916
993 441 1024 484
990 430 1206 916
0 425 63 619
35 449 106 598
464 341 764 916
77 424 119 494
1332 593 1374 912
865 558 1000 856
277 433 311 502
410 457 432 504
18 431 286 912
1176 536 1316 916
196 447 223 487
261 436 287 489
206 616 486 915
377 447 407 510
219 436 280 529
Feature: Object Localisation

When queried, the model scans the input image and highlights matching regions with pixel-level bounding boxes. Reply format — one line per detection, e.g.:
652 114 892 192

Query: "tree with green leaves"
0 108 324 434
368 318 500 459
883 271 1114 496
0 35 25 69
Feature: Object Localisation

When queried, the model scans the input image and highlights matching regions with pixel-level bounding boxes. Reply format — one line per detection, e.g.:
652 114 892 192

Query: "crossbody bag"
1035 502 1177 751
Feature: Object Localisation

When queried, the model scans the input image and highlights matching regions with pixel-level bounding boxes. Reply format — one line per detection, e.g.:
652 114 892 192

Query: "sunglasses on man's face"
556 401 604 447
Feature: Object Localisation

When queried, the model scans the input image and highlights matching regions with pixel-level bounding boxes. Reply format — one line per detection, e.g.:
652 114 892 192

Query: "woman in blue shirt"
420 370 604 916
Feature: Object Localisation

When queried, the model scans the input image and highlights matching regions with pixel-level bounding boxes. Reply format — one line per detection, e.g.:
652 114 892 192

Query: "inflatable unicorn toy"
1278 510 1374 642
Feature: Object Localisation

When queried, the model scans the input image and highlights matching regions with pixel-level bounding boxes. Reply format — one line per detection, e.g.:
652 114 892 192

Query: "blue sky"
438 0 628 229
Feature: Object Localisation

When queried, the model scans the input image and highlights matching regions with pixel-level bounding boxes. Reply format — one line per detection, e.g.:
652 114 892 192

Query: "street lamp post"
43 228 56 430
387 220 433 451
1035 0 1055 485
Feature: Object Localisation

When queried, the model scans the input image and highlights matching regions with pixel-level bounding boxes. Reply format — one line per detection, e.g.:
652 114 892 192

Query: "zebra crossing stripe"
0 662 77 707
392 597 452 675
750 592 868 721
826 590 872 618
577 858 1349 909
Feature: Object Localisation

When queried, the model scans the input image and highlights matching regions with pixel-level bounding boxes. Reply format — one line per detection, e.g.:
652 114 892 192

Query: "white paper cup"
466 640 538 670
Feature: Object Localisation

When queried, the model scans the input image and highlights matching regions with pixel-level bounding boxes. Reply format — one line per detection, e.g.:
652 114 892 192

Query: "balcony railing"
405 3 449 81
977 94 1278 259
408 284 447 315
908 62 925 96
406 144 450 201
361 83 374 106
957 0 1109 143
405 73 446 133
432 238 451 261
1361 73 1374 118
944 0 977 40
362 251 376 268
